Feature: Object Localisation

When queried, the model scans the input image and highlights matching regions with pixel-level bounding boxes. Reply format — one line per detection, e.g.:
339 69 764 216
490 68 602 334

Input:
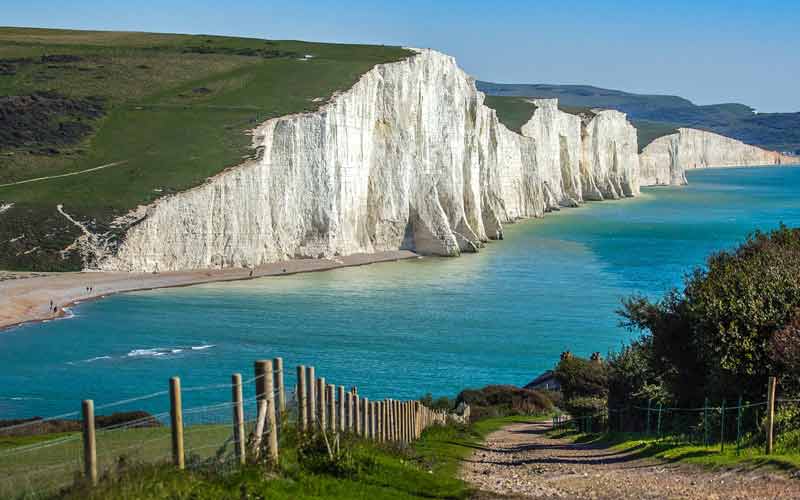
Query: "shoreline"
0 250 419 332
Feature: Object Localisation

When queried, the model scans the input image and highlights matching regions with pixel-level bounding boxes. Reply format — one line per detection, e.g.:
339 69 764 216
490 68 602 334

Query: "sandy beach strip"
0 250 419 331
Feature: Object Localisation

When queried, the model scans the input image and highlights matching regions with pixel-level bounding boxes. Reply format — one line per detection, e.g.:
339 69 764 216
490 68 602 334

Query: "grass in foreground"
36 415 544 500
549 428 800 472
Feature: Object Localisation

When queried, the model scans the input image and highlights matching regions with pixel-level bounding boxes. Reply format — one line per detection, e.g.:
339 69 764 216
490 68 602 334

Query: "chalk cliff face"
640 128 799 186
97 50 641 272
580 110 640 201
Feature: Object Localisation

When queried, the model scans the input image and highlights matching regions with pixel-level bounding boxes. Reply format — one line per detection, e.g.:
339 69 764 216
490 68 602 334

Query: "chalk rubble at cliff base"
86 49 797 273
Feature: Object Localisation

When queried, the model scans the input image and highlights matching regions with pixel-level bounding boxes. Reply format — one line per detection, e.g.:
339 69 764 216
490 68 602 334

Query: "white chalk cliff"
93 49 790 272
640 127 799 186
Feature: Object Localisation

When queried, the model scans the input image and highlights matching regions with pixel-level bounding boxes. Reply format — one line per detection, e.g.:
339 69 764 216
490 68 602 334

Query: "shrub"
554 356 607 401
562 396 606 418
419 393 453 411
455 385 553 420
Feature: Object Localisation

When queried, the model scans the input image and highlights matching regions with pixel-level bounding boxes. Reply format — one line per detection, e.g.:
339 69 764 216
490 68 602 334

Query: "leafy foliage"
555 356 607 401
620 225 800 404
554 356 608 417
455 385 553 420
607 336 669 411
418 393 453 411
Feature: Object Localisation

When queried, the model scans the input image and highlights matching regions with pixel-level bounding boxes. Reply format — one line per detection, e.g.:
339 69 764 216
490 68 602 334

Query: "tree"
607 335 669 411
620 225 800 404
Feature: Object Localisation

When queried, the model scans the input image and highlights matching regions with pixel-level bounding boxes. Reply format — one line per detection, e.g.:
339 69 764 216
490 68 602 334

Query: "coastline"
0 250 419 331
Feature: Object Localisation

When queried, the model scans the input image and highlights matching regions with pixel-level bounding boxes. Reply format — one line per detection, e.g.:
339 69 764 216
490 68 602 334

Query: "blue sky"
4 0 798 112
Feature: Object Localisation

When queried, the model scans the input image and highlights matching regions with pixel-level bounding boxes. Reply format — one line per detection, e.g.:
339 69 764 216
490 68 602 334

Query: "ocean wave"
125 344 215 358
127 348 183 358
67 355 113 365
63 344 215 365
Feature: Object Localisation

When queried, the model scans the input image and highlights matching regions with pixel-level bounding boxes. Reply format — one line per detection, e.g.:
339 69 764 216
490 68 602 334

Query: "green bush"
418 393 453 411
455 385 553 420
563 396 606 418
554 356 607 401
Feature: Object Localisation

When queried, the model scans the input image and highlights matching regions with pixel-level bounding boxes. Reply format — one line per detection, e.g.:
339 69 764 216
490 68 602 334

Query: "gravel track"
461 420 800 499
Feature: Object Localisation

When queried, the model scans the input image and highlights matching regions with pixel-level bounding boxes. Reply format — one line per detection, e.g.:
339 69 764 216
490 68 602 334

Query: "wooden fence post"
396 400 402 442
736 395 743 456
307 366 316 428
347 391 354 431
232 374 246 464
327 384 336 433
407 402 412 442
363 397 370 439
274 357 285 416
169 377 185 469
767 376 777 455
354 394 361 435
255 360 268 401
81 399 97 486
297 366 307 431
703 397 709 446
407 402 412 440
720 399 726 453
656 403 662 437
399 402 405 442
372 401 383 443
389 400 395 441
382 401 388 441
338 386 345 432
264 360 279 462
252 399 267 458
318 377 326 433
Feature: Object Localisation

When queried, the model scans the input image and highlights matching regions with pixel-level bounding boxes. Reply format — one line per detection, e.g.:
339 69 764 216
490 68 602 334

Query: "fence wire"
555 398 800 457
0 361 449 499
0 375 278 499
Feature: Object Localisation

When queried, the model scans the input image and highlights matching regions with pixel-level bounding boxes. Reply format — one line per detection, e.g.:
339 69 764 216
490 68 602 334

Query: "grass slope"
0 27 411 271
631 119 680 153
483 95 538 133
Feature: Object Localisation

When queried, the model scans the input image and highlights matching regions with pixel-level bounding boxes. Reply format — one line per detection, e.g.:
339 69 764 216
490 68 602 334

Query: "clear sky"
4 0 798 112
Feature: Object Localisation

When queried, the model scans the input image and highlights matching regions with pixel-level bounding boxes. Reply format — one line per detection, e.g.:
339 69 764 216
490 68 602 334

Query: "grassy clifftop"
0 27 411 271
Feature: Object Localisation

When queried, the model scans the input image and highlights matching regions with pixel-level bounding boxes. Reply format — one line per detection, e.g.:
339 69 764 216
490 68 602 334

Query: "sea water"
2 166 799 418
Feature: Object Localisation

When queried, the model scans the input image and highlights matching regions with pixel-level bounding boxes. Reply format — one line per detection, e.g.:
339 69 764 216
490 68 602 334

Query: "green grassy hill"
478 81 800 154
483 96 538 134
0 27 411 271
483 95 596 135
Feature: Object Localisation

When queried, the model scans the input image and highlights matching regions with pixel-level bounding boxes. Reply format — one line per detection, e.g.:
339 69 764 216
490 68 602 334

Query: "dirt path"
462 420 800 499
0 160 126 188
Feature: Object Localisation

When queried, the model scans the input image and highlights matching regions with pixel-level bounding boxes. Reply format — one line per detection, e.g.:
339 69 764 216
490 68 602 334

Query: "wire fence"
0 357 464 499
553 378 799 457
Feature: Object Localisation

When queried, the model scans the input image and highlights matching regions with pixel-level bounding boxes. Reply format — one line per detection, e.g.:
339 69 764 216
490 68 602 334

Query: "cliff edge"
640 127 800 186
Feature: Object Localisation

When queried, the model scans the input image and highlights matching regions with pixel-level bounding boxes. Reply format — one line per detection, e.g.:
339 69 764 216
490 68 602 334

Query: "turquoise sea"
2 166 800 418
